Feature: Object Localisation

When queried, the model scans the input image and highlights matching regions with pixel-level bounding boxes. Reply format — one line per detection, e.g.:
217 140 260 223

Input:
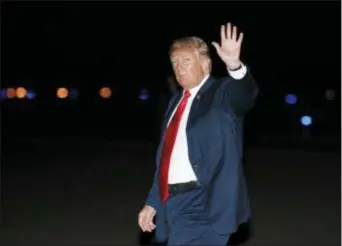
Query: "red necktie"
159 90 191 203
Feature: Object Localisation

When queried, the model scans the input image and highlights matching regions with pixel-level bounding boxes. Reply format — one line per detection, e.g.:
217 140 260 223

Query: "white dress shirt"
168 64 247 184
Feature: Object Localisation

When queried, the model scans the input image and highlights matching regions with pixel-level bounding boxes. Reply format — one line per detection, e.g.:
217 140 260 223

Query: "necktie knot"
184 90 191 99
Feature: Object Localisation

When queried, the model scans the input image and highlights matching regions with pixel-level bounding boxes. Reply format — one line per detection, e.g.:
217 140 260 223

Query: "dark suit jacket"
146 68 258 242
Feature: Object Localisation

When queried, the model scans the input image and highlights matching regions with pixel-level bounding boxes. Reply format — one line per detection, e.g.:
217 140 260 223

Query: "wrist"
226 61 242 71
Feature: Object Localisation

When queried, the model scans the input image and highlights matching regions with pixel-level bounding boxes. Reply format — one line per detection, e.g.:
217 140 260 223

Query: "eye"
171 60 178 66
183 58 191 65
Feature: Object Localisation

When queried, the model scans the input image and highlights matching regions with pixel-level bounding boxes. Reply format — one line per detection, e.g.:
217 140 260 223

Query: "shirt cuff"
227 63 247 80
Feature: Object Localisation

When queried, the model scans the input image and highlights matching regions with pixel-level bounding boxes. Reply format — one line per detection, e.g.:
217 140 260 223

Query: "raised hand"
212 22 244 70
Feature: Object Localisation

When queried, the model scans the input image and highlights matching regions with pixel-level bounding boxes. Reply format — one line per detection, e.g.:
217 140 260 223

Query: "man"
138 23 258 245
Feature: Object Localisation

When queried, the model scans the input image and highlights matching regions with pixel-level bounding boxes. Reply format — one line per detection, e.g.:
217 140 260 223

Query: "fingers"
213 23 244 53
143 212 155 232
138 210 156 232
231 25 237 41
211 42 221 53
226 22 232 40
148 219 156 232
138 212 145 231
237 32 244 45
220 25 226 43
224 22 242 42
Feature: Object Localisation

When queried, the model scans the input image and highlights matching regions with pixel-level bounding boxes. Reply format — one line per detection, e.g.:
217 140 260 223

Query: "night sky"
3 2 340 85
2 1 340 138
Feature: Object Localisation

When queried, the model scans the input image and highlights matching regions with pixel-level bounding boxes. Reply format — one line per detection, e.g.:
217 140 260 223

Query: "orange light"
6 88 16 99
16 87 27 99
57 87 69 99
99 87 112 98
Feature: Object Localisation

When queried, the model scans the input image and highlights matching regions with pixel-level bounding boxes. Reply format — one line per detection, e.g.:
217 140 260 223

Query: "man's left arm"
224 63 259 116
212 23 259 116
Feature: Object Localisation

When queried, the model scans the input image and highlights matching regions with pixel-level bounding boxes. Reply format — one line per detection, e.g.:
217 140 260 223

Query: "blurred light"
16 87 27 99
139 88 150 101
6 88 16 99
300 115 312 126
26 90 36 100
325 89 336 101
99 87 112 98
69 88 79 99
57 87 69 99
0 89 7 99
285 94 297 105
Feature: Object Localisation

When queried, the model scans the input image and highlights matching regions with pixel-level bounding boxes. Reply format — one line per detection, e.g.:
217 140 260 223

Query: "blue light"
139 89 150 101
300 115 312 126
26 90 36 99
0 89 7 99
285 94 297 105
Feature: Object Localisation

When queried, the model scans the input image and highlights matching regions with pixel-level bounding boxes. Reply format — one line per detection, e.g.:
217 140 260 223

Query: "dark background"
1 1 341 245
2 1 340 143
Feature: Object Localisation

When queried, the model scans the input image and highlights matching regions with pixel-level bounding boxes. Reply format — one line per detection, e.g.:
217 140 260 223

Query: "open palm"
212 23 244 69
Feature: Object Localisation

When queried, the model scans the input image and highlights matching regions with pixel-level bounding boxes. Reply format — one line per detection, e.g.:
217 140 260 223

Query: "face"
170 48 208 90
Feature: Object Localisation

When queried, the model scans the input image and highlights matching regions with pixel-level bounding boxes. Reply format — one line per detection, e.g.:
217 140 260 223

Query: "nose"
175 65 185 76
177 71 186 78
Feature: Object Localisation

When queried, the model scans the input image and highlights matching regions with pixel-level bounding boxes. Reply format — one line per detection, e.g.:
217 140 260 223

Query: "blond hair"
169 36 212 73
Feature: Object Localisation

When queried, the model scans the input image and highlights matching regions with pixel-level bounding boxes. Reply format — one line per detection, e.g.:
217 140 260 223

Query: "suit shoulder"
208 76 232 96
216 76 234 87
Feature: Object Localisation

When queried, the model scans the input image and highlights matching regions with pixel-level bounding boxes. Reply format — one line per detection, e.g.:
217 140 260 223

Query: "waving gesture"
212 23 244 70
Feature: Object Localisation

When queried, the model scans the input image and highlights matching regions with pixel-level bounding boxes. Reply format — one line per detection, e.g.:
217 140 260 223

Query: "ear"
200 56 210 73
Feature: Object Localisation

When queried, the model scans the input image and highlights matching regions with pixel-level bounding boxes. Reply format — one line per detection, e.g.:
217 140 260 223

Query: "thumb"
211 42 222 54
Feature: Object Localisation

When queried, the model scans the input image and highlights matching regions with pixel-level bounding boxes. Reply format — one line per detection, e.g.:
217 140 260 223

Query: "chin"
177 81 186 87
179 84 190 90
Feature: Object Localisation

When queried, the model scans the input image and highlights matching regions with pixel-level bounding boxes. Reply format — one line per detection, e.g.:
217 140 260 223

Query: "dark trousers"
165 188 230 245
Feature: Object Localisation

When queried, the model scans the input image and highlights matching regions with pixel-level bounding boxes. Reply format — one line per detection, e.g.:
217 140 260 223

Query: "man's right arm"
139 170 159 232
145 168 160 210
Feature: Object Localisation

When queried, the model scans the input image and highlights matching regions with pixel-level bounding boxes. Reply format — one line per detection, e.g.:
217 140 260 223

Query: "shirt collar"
187 74 210 97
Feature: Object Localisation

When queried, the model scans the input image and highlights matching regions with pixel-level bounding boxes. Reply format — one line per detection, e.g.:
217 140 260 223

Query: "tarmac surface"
1 136 340 245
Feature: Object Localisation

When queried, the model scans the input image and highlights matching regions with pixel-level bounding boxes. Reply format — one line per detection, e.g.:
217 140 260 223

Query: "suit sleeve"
223 64 259 116
145 169 161 210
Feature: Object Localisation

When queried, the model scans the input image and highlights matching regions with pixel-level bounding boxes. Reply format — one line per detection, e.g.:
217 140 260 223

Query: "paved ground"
1 137 340 245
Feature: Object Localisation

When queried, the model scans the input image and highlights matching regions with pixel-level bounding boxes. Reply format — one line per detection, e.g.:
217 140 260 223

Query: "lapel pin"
196 95 201 99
